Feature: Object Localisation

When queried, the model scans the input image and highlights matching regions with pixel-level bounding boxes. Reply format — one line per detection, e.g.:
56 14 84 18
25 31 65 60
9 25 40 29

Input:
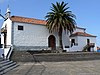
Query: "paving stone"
3 60 100 75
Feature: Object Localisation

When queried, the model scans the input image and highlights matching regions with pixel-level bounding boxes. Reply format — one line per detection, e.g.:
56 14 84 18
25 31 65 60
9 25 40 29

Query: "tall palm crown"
45 1 76 49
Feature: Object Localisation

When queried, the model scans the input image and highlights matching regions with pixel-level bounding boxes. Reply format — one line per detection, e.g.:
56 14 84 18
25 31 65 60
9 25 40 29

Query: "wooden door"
48 35 56 50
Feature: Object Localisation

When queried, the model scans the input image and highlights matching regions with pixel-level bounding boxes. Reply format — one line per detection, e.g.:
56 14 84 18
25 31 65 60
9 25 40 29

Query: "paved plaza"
4 60 100 75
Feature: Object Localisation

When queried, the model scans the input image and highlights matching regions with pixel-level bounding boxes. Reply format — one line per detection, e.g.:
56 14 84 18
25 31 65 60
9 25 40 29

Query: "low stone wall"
13 46 49 51
10 51 100 62
13 46 61 51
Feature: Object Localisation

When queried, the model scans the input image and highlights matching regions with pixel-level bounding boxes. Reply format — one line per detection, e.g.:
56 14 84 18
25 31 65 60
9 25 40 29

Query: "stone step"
0 58 4 62
0 60 9 64
0 64 19 75
0 61 13 70
0 58 18 75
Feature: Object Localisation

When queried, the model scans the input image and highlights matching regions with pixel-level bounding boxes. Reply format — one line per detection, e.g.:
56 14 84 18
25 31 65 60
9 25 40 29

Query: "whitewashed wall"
69 36 79 51
12 22 60 50
78 36 96 50
6 19 12 45
62 31 70 49
73 28 85 33
1 19 12 46
1 19 71 51
70 36 96 52
1 18 96 51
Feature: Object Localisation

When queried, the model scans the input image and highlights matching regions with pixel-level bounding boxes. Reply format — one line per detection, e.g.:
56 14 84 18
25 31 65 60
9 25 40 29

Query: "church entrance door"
48 35 56 50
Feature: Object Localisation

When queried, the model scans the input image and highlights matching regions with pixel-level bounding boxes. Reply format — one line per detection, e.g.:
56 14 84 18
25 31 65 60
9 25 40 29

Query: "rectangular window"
18 25 24 30
87 39 90 44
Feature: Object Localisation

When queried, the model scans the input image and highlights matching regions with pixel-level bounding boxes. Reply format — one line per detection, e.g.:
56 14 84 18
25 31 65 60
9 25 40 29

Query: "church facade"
1 15 71 51
0 8 97 58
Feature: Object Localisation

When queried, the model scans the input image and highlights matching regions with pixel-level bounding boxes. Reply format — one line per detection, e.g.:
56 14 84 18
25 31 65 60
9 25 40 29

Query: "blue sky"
0 0 100 46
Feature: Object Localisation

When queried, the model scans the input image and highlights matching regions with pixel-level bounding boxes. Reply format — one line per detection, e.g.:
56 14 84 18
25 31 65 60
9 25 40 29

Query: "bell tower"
5 5 11 19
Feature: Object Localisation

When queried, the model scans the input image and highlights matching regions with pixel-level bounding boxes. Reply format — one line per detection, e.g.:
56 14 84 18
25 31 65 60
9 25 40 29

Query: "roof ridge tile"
10 16 46 25
70 32 96 37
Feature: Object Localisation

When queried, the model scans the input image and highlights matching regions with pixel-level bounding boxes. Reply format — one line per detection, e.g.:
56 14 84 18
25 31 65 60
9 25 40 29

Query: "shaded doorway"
87 39 90 52
48 35 56 50
1 27 7 48
4 33 7 48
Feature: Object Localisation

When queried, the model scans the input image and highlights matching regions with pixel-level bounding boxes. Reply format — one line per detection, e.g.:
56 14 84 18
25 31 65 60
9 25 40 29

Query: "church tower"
5 6 11 19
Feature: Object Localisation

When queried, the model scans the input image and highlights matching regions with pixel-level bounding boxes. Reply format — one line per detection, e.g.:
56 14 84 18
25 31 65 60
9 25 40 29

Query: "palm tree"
45 1 76 50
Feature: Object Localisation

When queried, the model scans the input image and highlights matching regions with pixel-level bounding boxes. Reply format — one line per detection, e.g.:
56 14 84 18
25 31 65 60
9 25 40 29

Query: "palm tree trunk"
58 28 63 50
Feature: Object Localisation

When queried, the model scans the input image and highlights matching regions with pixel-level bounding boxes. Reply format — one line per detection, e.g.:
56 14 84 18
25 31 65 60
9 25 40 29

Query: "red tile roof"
70 32 96 37
10 16 46 25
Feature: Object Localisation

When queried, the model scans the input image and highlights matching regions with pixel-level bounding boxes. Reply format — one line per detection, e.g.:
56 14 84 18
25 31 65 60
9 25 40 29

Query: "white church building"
0 8 97 58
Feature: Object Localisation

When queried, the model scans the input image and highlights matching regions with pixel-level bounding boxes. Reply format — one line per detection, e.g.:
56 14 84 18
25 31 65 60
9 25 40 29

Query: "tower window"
18 25 24 30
